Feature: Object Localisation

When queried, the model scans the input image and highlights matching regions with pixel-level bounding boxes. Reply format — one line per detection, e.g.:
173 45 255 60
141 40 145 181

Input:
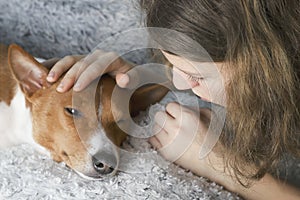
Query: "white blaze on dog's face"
8 45 127 179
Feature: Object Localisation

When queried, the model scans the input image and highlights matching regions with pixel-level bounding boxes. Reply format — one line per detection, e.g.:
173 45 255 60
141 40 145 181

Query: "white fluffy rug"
0 91 241 200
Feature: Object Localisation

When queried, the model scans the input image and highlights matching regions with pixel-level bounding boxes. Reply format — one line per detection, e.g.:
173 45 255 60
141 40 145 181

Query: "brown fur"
0 44 17 105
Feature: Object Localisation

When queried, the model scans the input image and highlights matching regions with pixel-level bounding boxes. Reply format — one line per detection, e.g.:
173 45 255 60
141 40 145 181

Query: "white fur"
83 103 119 176
88 126 108 156
73 169 102 180
0 86 49 156
88 105 117 159
87 86 114 156
0 87 33 148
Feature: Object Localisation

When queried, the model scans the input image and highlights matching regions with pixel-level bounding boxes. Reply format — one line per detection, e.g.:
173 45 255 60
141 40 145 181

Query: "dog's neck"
0 45 35 148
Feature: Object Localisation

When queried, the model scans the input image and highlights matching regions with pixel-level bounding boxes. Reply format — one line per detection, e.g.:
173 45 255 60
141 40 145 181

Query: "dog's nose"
92 158 114 175
92 151 117 175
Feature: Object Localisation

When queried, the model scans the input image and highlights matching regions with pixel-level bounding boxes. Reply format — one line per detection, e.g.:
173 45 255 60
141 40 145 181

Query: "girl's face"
162 51 226 106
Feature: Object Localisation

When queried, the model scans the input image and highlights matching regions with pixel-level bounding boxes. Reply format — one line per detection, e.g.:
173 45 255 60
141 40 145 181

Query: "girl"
47 0 300 199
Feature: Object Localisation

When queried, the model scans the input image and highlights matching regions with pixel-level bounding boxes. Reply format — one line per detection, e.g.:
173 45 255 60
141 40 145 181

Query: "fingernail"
119 75 129 87
57 82 64 92
47 72 55 81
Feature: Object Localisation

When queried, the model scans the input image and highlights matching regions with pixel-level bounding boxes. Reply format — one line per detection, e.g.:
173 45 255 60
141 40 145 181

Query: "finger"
154 111 168 128
176 104 206 123
152 124 171 146
42 57 60 70
152 123 165 136
57 59 93 92
116 73 130 88
120 68 140 90
149 136 162 150
108 59 134 77
154 111 177 134
73 52 121 91
165 102 181 119
68 58 94 78
56 75 76 93
112 62 134 88
73 61 106 91
70 49 106 75
47 55 80 82
92 51 121 74
119 61 166 90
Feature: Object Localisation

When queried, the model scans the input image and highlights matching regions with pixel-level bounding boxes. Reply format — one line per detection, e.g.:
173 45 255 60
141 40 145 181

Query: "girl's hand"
149 102 228 183
150 103 213 169
149 102 253 193
46 50 134 92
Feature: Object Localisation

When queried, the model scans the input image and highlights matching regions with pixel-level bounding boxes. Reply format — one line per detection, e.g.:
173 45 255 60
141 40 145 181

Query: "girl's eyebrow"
164 50 178 56
178 61 221 77
175 66 204 77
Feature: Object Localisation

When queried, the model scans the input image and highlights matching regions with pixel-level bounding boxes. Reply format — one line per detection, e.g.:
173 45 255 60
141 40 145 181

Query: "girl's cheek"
192 87 210 101
172 69 192 90
191 83 214 102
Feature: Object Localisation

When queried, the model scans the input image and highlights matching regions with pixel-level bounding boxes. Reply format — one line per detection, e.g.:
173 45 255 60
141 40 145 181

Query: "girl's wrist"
211 170 240 193
223 174 300 200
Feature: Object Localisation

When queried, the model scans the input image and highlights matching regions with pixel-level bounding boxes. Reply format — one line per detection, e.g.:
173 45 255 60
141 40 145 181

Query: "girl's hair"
140 0 300 186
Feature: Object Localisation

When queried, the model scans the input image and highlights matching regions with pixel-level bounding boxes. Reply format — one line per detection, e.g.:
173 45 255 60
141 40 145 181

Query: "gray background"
0 0 146 63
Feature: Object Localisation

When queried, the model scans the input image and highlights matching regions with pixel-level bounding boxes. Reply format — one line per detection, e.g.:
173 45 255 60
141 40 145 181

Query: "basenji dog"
0 44 168 179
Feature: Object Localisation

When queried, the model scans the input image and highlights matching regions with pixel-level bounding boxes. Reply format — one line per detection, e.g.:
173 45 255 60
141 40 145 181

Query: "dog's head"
7 44 168 179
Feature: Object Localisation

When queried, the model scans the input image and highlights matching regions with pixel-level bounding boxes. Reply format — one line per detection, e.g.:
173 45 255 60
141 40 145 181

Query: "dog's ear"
8 44 50 98
130 84 169 116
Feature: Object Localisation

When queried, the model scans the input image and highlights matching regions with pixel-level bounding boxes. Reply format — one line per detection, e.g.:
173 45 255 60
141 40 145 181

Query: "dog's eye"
64 107 82 117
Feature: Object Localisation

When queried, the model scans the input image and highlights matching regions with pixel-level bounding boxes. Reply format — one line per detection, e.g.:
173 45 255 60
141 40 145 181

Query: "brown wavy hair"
140 0 300 186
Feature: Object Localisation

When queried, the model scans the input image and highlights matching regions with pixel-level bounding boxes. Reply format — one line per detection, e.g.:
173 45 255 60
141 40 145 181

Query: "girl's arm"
233 173 300 200
211 168 300 200
188 147 300 200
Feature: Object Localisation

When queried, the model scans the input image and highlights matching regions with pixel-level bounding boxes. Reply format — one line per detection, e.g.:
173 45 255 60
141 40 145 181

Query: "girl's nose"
172 68 199 90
